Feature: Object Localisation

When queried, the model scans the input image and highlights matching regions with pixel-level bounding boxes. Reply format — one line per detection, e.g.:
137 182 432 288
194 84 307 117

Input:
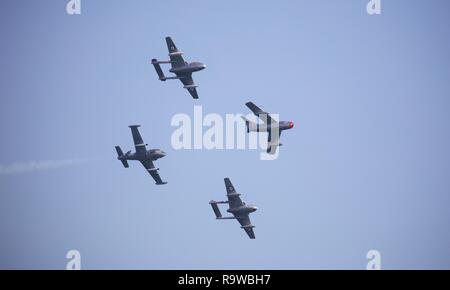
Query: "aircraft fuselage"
120 149 166 162
227 204 258 216
247 121 294 133
169 62 206 75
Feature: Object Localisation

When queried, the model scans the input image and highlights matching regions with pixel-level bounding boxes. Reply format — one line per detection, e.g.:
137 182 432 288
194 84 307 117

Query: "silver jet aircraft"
210 178 258 239
242 102 294 154
115 125 167 185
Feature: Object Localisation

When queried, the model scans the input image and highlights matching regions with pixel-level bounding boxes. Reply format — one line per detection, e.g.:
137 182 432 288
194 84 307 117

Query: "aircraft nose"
202 63 207 69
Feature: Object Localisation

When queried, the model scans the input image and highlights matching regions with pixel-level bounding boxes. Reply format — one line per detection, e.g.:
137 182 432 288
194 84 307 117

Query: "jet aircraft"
242 102 294 154
115 125 167 185
210 178 258 239
151 37 206 99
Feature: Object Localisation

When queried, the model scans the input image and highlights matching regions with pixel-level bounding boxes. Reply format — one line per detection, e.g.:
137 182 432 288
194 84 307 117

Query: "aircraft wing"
179 74 199 99
224 178 244 209
245 102 277 125
140 159 167 185
236 215 255 239
267 130 282 154
129 125 146 155
166 37 185 68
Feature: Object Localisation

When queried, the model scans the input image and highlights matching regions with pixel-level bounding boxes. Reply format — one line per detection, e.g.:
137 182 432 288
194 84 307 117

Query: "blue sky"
1 0 450 269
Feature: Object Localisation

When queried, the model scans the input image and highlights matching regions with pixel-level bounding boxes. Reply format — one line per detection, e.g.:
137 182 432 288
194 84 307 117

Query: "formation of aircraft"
210 178 258 239
115 125 167 185
151 37 206 99
115 36 296 239
242 102 294 154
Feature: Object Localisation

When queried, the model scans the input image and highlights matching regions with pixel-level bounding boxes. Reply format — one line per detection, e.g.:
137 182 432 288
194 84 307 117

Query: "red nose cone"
289 121 294 128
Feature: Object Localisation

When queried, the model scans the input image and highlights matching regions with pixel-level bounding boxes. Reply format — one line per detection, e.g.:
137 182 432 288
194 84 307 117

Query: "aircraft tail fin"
151 59 166 81
115 146 129 168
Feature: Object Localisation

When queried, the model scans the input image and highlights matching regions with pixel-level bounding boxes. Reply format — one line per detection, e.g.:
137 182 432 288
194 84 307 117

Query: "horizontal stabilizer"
120 159 129 168
115 146 124 156
156 181 168 185
115 146 129 168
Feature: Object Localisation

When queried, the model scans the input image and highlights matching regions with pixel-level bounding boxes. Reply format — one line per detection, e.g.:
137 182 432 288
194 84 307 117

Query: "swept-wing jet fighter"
242 102 294 154
151 36 206 99
209 178 258 239
115 125 167 185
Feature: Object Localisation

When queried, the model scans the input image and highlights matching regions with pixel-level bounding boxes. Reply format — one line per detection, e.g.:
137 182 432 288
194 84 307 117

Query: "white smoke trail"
0 159 92 175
